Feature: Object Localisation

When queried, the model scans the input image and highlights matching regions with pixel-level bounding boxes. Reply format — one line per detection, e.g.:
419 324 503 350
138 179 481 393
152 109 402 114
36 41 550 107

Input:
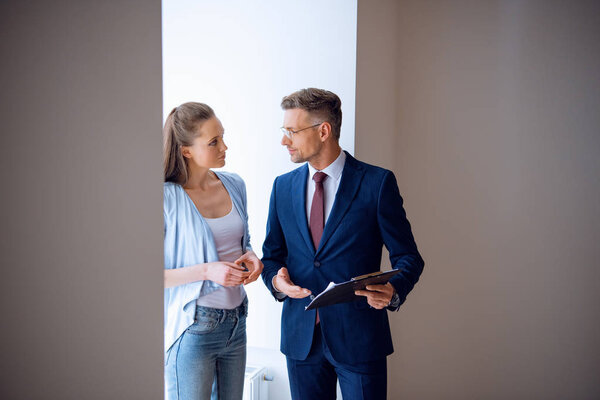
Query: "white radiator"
243 365 270 400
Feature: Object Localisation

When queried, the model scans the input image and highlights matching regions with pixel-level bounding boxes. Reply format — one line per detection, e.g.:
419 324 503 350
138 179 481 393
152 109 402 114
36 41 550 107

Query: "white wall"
162 0 357 352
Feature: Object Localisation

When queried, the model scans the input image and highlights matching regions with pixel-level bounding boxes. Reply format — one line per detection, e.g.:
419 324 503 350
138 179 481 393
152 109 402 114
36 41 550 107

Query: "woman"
163 102 263 400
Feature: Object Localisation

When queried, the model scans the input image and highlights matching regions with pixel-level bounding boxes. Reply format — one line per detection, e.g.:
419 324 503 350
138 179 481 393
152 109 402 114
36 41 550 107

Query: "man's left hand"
355 283 395 309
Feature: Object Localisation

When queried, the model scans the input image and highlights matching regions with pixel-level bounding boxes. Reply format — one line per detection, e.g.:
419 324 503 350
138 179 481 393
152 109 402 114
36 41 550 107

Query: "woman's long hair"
163 102 215 185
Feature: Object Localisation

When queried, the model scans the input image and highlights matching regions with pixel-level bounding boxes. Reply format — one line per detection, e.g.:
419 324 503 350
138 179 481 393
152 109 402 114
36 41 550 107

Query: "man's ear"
319 122 333 142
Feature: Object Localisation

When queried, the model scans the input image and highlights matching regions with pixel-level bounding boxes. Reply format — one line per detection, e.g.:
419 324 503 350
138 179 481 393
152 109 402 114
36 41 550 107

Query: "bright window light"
163 0 357 349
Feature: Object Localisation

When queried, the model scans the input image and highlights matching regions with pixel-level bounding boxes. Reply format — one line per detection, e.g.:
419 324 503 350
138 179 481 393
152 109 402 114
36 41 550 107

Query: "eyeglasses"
280 123 322 139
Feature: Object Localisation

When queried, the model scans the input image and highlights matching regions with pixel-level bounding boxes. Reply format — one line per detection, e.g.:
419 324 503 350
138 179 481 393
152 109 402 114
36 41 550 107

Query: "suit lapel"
317 152 365 255
291 165 315 253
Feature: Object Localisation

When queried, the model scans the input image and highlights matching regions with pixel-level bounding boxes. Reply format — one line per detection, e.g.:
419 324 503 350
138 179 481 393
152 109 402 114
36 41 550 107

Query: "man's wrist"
387 290 400 308
271 276 287 300
272 276 282 292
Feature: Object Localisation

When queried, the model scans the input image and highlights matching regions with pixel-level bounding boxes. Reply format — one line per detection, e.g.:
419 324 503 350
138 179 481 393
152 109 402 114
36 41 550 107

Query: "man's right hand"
273 267 311 298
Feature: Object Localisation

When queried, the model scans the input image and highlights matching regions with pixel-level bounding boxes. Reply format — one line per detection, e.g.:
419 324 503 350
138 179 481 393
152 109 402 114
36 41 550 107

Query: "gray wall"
356 0 600 398
0 1 163 399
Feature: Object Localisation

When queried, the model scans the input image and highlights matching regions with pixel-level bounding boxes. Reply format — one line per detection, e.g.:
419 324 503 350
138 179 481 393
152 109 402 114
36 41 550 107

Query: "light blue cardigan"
163 172 251 360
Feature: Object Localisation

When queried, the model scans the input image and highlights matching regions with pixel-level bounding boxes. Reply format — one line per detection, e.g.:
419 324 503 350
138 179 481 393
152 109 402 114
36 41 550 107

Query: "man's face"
281 108 323 164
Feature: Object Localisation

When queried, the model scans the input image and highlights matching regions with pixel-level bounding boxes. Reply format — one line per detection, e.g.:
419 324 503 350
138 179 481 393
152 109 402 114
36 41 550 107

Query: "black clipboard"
305 269 400 311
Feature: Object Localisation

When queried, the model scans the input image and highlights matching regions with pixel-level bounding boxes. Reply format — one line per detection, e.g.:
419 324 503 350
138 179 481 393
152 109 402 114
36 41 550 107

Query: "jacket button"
310 295 315 300
314 261 321 267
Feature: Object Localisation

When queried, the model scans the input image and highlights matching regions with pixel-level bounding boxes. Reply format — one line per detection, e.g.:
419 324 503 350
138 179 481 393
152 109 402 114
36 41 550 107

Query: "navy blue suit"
261 152 423 397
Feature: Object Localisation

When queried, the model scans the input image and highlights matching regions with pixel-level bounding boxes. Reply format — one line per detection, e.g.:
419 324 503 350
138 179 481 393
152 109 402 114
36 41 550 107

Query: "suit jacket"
261 152 424 364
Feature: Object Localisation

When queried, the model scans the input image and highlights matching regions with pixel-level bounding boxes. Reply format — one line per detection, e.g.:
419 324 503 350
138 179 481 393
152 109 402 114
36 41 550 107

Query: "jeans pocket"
186 310 220 335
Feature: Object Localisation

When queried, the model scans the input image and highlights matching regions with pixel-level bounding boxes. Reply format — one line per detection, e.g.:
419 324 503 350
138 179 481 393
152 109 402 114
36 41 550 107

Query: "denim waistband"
194 296 248 321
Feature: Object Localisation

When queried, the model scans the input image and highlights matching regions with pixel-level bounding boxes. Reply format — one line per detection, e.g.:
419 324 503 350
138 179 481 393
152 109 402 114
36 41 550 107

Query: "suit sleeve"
261 177 288 301
377 170 424 310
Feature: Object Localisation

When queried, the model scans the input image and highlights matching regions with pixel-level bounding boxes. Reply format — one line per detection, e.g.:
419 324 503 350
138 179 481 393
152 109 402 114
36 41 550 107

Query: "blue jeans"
165 298 247 400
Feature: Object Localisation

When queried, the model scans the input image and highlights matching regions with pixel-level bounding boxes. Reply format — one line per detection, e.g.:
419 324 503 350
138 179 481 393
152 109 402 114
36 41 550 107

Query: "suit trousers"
286 323 387 400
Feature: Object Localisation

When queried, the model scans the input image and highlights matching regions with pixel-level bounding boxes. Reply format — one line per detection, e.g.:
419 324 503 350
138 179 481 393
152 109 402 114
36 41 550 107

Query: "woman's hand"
234 250 264 285
204 262 251 287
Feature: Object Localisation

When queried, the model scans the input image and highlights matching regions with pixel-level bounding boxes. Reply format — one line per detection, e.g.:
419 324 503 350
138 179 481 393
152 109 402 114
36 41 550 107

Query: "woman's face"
182 116 227 169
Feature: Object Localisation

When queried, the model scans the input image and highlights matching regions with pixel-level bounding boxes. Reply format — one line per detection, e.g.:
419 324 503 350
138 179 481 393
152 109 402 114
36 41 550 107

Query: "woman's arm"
164 262 250 289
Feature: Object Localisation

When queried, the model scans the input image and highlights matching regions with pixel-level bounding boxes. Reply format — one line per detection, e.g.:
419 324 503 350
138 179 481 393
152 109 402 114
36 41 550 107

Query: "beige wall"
357 0 600 398
0 1 163 398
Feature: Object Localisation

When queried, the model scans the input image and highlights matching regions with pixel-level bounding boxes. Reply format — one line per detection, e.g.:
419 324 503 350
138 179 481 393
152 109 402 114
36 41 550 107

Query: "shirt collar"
308 149 346 181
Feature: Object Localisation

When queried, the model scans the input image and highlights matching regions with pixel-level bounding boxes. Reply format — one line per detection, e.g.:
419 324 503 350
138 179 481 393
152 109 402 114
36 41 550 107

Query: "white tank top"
196 205 246 309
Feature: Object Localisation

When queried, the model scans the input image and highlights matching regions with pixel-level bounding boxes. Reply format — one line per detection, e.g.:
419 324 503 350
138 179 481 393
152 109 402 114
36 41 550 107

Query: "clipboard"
305 269 400 311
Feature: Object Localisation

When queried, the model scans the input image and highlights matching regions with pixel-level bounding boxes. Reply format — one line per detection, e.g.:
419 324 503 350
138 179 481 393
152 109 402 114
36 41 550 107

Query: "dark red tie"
310 172 327 249
310 172 327 325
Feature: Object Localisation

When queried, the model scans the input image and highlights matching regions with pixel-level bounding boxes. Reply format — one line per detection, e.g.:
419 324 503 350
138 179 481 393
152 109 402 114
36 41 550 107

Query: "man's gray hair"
281 88 342 141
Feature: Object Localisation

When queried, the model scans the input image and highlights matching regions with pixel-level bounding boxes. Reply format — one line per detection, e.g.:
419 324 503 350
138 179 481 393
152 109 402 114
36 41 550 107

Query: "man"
261 88 424 400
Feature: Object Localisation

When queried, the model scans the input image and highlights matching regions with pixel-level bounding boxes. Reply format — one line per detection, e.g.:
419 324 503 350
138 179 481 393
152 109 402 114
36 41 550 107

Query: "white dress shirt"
272 150 346 294
306 149 346 224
